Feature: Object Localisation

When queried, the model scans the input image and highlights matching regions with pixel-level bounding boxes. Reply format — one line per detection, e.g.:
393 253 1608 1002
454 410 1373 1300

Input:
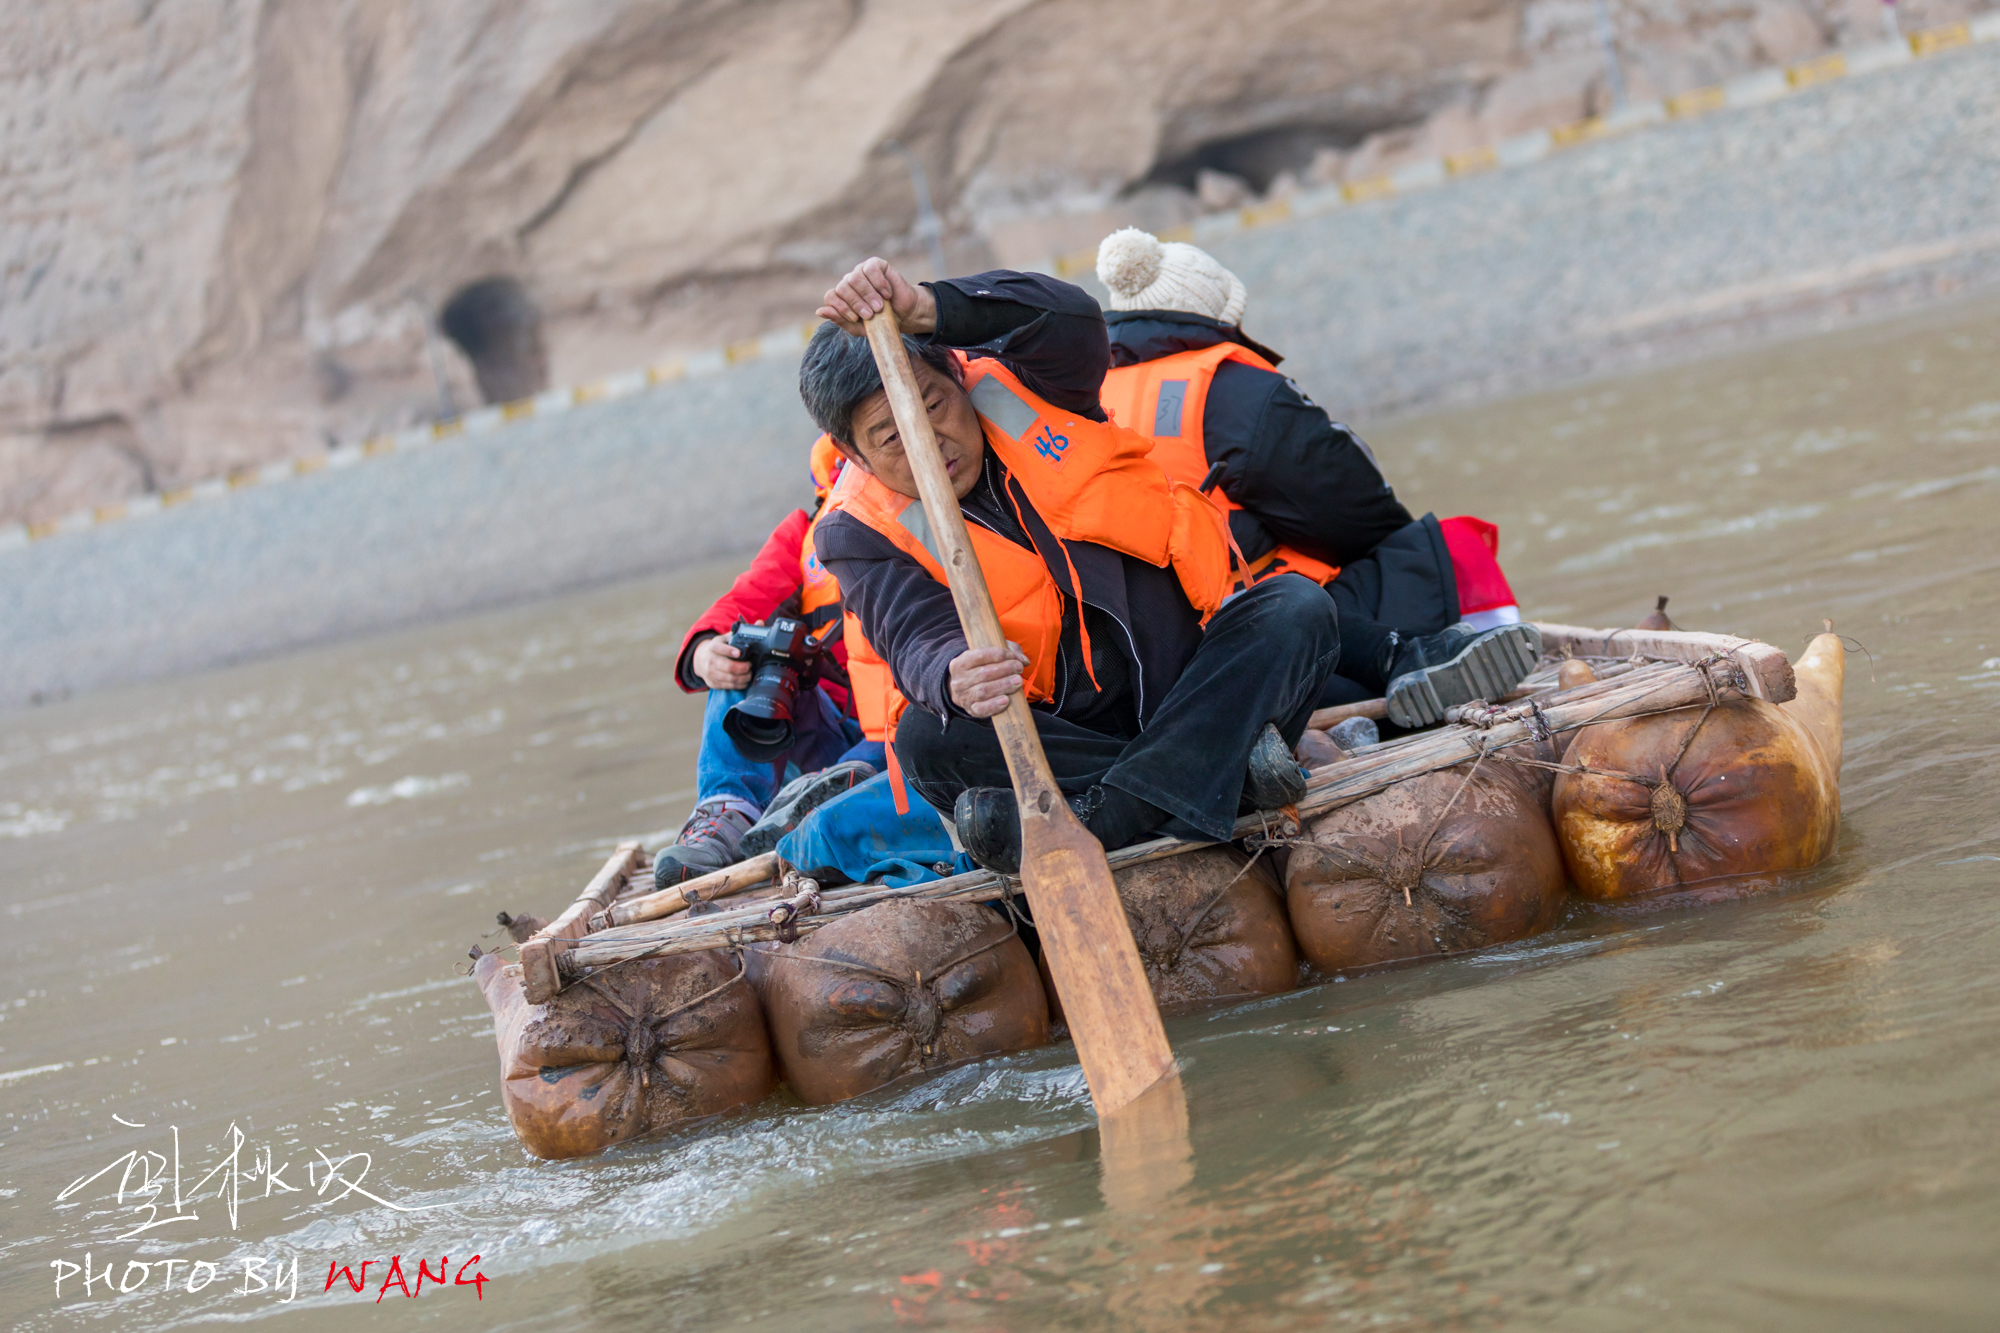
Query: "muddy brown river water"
4 293 1998 1330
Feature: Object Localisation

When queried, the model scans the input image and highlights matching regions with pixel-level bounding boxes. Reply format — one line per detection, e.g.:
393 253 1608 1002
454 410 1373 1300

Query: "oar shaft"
861 317 1007 655
859 310 1177 1117
858 319 1060 795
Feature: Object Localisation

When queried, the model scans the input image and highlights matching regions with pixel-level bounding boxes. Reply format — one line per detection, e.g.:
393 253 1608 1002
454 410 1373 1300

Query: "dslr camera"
720 616 836 762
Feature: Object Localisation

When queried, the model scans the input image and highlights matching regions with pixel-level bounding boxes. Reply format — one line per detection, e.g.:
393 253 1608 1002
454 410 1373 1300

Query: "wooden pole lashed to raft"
519 841 644 1002
857 307 1179 1120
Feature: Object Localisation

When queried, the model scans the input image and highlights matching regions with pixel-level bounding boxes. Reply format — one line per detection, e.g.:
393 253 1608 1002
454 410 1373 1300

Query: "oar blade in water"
1016 795 1179 1117
1098 1071 1193 1212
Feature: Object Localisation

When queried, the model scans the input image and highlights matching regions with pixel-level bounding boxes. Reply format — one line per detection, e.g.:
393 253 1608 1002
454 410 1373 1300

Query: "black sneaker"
954 783 1169 873
1242 722 1308 812
955 788 1023 875
1382 622 1543 729
738 759 876 858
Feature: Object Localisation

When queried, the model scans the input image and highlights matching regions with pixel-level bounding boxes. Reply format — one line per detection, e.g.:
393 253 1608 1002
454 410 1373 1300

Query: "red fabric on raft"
674 507 855 716
1438 515 1518 615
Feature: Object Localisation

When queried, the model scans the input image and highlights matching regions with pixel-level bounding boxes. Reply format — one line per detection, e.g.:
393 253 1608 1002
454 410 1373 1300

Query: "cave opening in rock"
1138 117 1418 195
438 277 549 406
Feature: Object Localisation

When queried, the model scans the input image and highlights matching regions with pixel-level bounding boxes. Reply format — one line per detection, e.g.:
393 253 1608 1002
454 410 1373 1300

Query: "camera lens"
724 709 792 760
724 658 803 762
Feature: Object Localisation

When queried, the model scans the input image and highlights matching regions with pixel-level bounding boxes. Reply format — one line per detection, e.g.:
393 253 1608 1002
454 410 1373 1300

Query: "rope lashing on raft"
523 957 752 1135
766 914 1023 1066
1485 651 1739 854
767 871 823 943
1155 844 1275 971
1449 697 1555 745
1278 749 1492 910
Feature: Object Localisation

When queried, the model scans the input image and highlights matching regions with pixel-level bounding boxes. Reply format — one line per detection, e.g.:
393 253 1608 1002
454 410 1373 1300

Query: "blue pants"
777 771 976 888
695 685 874 811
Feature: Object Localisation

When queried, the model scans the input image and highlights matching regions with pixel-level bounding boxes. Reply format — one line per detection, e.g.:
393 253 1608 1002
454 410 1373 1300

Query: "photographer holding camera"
663 438 887 885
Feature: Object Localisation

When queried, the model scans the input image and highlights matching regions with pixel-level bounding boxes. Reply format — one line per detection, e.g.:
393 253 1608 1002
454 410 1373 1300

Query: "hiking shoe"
653 799 756 886
1383 622 1543 729
1242 722 1308 812
739 759 877 858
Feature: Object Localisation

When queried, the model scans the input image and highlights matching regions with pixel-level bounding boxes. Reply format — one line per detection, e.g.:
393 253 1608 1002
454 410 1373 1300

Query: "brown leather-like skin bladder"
476 949 774 1160
1046 846 1299 1020
1285 760 1568 971
755 900 1048 1106
1552 695 1839 901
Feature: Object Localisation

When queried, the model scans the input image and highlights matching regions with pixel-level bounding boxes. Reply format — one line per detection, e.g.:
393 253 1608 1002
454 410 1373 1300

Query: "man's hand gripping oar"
851 300 1183 1131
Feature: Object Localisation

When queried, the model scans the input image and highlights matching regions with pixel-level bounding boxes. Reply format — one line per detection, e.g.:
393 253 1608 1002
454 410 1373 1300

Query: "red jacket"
674 507 855 717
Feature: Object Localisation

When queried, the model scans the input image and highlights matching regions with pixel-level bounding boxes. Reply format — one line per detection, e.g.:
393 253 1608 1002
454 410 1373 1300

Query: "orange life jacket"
1100 343 1342 588
797 435 846 639
798 435 904 744
808 433 843 501
827 356 1233 722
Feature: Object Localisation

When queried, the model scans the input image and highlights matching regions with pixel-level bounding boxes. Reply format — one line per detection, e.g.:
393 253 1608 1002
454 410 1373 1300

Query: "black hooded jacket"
1106 309 1413 567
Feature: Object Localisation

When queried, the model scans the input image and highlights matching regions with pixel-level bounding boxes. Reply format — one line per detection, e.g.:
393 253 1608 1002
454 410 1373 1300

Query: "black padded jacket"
1106 309 1413 567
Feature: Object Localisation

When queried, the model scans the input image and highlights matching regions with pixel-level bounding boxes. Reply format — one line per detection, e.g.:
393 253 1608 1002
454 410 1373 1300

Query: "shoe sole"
1385 624 1544 729
738 767 868 858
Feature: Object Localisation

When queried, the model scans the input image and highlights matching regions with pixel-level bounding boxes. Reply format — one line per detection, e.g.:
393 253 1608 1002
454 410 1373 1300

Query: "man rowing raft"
799 259 1540 871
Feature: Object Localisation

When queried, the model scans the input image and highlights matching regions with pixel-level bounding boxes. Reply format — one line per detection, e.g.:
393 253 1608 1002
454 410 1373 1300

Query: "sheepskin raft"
473 617 1844 1154
514 620 1808 988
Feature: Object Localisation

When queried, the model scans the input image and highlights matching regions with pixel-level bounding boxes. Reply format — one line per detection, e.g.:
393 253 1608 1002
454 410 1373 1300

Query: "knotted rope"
766 870 824 943
1486 652 1738 854
554 957 750 1126
1283 747 1492 908
770 913 1023 1066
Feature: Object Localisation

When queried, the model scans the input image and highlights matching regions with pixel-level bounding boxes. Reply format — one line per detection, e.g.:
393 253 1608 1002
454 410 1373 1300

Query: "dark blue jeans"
695 685 871 811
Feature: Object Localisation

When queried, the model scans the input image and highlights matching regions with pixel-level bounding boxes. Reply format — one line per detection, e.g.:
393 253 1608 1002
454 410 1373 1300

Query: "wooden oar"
860 309 1178 1119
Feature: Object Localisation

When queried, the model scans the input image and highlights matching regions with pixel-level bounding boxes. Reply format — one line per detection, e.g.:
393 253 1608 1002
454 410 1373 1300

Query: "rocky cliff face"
1 0 1982 525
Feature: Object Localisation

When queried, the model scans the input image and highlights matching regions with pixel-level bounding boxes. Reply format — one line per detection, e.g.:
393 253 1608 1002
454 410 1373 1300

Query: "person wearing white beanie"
1096 227 1537 727
1096 227 1249 326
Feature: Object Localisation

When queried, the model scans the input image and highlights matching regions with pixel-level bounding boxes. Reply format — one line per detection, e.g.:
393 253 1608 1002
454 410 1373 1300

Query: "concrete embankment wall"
0 356 816 709
4 37 1997 712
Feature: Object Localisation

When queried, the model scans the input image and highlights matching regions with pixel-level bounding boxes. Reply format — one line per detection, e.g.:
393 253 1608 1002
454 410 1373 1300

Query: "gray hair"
798 322 960 447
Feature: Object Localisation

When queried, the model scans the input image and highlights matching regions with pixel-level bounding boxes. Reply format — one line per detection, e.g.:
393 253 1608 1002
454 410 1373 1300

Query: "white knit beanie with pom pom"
1095 227 1248 326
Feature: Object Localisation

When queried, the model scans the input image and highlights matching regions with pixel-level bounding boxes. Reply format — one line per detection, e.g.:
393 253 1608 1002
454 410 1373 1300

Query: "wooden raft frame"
506 623 1793 1003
